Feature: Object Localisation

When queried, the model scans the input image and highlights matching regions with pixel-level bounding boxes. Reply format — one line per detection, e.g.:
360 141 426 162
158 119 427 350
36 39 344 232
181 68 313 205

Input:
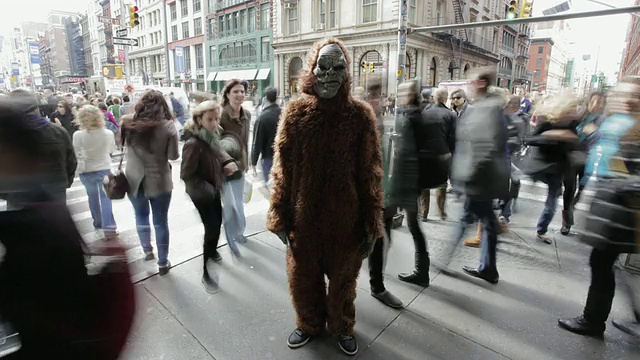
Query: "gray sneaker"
537 232 553 244
371 290 403 309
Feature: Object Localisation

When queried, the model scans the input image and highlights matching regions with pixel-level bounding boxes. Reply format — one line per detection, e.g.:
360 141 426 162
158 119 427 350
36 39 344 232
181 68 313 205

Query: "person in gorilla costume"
267 38 383 356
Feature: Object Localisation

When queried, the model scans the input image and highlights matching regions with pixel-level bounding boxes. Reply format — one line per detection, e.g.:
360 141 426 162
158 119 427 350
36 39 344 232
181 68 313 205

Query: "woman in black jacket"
180 100 238 293
51 100 78 136
524 95 583 244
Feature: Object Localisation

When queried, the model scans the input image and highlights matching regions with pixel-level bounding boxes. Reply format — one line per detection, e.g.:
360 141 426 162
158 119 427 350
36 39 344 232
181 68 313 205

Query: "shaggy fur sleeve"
266 106 295 233
356 103 385 239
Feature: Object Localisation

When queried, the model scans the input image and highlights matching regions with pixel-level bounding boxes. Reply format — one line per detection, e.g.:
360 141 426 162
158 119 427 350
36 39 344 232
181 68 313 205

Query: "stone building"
271 0 504 98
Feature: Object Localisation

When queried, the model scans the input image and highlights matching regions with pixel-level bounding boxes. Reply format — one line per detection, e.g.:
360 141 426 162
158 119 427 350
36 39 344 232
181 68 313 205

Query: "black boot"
558 315 605 336
398 252 430 287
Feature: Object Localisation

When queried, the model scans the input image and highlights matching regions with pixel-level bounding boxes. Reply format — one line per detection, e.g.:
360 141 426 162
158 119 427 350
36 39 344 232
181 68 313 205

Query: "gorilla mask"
313 44 348 99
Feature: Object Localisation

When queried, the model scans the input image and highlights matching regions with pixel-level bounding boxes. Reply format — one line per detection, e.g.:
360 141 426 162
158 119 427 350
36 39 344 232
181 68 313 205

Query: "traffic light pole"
122 3 131 85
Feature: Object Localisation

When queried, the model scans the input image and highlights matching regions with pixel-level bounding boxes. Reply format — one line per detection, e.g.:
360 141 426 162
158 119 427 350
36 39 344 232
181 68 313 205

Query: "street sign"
118 49 126 62
116 28 128 37
113 37 139 46
98 16 121 26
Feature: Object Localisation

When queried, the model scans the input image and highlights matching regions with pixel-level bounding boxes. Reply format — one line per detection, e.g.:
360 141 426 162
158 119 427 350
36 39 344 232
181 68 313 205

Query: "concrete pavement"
119 194 640 360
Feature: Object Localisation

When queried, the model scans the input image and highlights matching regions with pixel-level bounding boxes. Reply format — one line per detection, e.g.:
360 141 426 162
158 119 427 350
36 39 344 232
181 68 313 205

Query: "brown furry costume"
267 38 384 336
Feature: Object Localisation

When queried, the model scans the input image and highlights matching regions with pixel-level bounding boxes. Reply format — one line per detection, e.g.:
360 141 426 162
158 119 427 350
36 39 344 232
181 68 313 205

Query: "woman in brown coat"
181 100 238 293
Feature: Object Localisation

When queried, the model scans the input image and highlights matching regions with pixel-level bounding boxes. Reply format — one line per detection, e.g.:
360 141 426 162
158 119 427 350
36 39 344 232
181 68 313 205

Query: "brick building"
527 37 553 93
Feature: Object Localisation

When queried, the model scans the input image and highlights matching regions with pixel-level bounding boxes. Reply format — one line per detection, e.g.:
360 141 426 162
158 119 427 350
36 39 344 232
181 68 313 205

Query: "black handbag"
580 175 640 254
103 132 129 200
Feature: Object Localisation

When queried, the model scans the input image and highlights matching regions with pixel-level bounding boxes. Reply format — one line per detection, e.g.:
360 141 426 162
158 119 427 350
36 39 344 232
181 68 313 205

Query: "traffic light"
519 1 534 18
361 62 367 73
369 62 374 73
128 5 140 28
507 1 519 19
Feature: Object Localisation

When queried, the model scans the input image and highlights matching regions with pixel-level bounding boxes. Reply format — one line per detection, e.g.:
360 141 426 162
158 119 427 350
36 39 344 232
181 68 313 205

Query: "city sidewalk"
120 198 640 360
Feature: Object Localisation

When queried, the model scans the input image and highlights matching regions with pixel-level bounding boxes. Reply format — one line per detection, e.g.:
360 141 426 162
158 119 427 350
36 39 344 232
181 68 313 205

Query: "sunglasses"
57 105 64 108
451 97 461 100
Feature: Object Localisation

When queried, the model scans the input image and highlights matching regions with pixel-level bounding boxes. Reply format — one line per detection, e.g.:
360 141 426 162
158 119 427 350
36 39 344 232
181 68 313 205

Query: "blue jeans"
452 198 499 275
261 158 273 184
222 176 246 253
536 176 562 235
79 170 117 234
128 185 172 266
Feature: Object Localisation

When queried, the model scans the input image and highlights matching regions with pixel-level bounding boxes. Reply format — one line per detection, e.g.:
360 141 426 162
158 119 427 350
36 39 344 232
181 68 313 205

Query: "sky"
532 0 633 80
0 0 89 32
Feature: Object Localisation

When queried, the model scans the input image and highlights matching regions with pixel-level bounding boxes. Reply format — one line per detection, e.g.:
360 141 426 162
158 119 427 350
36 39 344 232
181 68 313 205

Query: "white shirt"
72 129 116 174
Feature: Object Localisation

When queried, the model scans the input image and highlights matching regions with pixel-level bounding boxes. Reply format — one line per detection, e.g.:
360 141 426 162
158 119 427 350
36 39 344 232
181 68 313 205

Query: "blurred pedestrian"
51 100 78 137
108 96 122 124
251 87 281 185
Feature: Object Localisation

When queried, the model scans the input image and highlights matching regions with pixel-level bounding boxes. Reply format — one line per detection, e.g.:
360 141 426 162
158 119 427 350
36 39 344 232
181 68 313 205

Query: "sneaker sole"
338 342 358 356
201 278 220 294
287 336 311 349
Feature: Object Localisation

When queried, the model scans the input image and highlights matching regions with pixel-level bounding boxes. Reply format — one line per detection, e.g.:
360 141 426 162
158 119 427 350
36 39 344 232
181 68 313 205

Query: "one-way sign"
116 28 128 37
113 37 138 46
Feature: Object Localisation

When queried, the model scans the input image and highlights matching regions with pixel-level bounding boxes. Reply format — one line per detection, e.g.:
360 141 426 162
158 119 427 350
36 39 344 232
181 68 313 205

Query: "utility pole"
162 0 170 85
121 1 131 85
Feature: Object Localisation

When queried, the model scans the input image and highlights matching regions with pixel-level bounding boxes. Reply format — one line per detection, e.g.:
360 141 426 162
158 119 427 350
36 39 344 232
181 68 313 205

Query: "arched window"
430 57 437 86
289 57 303 95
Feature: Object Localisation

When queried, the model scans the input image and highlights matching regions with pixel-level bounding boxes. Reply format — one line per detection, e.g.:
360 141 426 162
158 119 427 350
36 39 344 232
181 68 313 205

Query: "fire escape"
449 0 469 78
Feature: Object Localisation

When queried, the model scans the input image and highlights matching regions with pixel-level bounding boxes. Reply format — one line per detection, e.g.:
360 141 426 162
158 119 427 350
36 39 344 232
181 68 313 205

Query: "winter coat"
523 117 581 181
121 115 180 198
387 106 421 210
251 103 281 166
579 114 640 254
220 104 251 171
180 128 235 202
267 95 384 242
3 115 77 207
451 93 509 200
421 102 456 157
51 111 78 137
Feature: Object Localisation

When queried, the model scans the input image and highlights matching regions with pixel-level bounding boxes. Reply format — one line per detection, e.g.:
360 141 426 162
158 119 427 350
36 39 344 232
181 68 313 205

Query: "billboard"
11 62 19 76
174 46 184 74
29 42 41 64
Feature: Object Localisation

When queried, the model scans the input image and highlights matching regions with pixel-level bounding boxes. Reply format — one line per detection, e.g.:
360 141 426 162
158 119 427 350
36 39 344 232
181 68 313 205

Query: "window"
171 25 178 41
194 18 202 35
536 58 542 66
260 2 270 30
261 36 270 62
328 0 336 28
436 0 444 25
535 70 541 78
209 45 217 66
193 0 201 13
240 10 247 33
170 4 177 21
408 0 417 24
218 15 225 36
208 18 216 39
363 0 377 23
195 45 203 69
533 82 539 90
538 46 544 54
184 46 191 70
248 7 256 32
182 21 189 38
287 7 298 34
181 0 189 16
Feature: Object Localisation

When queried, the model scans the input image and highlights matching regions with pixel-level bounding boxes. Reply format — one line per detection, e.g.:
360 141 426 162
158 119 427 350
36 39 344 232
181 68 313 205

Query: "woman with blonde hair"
181 100 238 292
72 105 118 237
522 91 584 244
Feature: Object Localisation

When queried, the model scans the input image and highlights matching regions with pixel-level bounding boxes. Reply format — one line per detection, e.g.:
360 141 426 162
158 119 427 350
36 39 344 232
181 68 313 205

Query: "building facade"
497 22 533 91
528 19 570 94
619 0 640 78
65 16 88 77
80 14 94 78
46 11 79 78
526 37 553 93
127 0 168 87
204 0 274 98
165 0 206 92
271 0 502 100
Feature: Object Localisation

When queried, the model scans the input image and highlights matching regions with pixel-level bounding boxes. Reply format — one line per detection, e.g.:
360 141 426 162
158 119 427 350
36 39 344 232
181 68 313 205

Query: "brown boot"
464 224 481 248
